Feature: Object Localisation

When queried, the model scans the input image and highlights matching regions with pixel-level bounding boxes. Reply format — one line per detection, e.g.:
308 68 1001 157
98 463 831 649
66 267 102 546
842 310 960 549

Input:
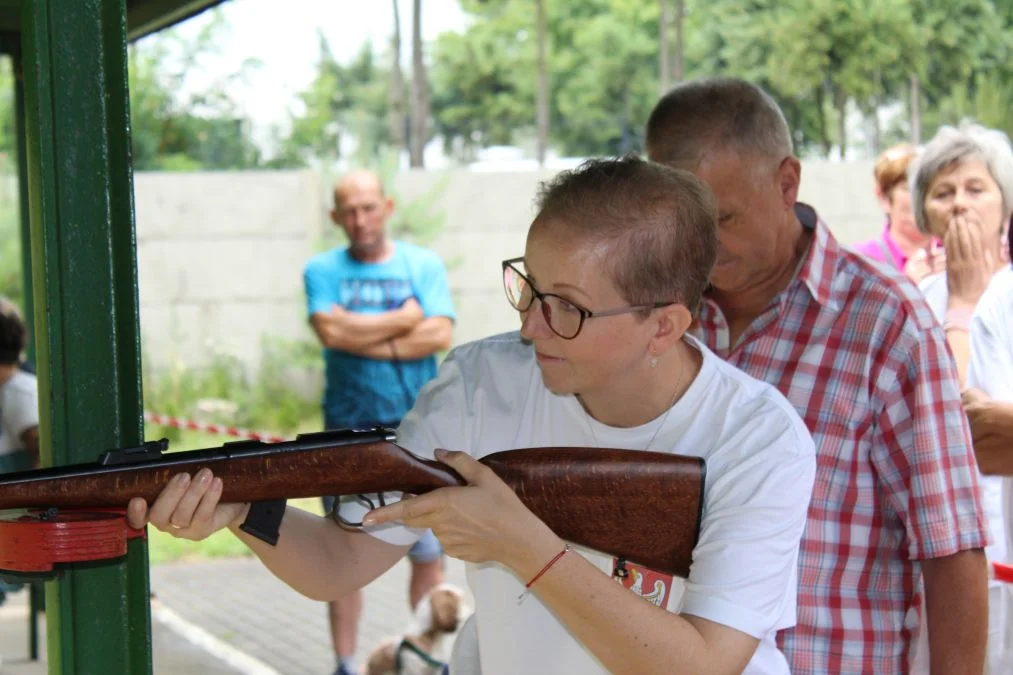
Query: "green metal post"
20 0 152 673
13 49 44 662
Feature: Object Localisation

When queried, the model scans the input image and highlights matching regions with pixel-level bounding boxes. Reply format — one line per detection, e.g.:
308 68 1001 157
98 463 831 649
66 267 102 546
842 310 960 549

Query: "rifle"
0 427 705 578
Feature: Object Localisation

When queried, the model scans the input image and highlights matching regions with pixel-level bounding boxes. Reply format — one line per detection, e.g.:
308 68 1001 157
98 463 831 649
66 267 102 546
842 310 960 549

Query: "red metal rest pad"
0 509 145 573
994 562 1013 584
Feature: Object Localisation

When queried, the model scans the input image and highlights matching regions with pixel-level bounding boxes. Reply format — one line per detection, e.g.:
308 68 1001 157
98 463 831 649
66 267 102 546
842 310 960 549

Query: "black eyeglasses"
501 257 674 340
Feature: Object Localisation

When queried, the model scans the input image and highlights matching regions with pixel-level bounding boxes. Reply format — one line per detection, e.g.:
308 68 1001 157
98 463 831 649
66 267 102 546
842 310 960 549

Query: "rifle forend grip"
479 447 705 579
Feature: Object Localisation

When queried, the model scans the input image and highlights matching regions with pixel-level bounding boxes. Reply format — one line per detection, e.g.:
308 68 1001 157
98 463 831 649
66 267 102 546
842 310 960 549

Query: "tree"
659 0 671 93
272 37 392 169
389 0 407 155
908 0 1011 141
128 9 263 171
433 0 1013 161
430 2 535 160
535 0 550 165
409 0 430 167
672 0 685 82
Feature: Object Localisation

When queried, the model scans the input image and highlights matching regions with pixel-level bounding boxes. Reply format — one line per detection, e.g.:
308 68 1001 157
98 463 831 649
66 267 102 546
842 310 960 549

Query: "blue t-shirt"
304 241 456 428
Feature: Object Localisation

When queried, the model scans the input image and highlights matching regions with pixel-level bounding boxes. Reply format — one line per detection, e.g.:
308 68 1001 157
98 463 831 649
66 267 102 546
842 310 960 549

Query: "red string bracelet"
517 543 571 603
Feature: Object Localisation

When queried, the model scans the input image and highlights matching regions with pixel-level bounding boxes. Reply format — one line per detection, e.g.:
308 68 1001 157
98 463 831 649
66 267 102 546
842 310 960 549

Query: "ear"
329 208 341 226
383 196 396 218
776 156 801 211
650 303 694 355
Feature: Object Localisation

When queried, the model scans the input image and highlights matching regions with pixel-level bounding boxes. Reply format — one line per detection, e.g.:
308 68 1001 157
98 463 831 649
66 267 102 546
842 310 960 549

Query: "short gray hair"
645 77 793 168
910 121 1013 233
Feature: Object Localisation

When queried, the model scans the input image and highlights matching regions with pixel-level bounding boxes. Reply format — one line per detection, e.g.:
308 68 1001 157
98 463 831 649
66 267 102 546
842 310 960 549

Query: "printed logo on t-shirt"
340 278 414 311
613 558 672 608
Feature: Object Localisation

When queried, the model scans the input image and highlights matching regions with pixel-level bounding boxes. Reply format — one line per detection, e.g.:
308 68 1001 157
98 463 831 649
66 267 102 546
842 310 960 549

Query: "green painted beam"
126 0 227 41
0 0 228 43
21 0 151 672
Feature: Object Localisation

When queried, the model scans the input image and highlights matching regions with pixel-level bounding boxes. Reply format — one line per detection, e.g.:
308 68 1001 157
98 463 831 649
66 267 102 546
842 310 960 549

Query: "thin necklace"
579 360 684 582
579 360 684 453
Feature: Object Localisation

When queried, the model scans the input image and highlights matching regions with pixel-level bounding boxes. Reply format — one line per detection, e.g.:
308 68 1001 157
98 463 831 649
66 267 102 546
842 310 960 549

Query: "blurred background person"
304 169 455 675
909 120 1013 674
0 296 39 625
0 296 38 473
853 143 941 283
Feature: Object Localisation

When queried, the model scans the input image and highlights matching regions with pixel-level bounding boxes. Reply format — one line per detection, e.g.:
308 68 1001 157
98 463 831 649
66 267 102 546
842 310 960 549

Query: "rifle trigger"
238 499 287 546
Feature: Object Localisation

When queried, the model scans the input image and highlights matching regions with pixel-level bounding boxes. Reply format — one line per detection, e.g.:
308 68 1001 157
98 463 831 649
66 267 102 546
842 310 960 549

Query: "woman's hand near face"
945 214 996 310
364 449 564 577
126 469 250 541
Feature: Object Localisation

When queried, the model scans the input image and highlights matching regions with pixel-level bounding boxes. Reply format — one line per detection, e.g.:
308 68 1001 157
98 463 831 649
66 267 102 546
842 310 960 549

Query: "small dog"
365 583 471 675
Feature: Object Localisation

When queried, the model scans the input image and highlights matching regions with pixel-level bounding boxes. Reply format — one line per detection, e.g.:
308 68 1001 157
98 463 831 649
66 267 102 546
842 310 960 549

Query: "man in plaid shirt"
646 77 990 673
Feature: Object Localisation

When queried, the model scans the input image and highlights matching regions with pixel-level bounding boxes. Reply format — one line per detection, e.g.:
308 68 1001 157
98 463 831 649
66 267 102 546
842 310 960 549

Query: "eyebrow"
549 281 591 300
524 264 591 301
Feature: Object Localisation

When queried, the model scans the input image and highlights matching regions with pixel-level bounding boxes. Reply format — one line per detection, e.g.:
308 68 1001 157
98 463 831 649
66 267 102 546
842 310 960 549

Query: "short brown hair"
874 143 917 197
645 77 793 168
532 156 718 315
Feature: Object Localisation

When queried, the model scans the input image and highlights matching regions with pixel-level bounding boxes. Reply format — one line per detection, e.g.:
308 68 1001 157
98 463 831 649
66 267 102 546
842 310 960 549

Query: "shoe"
332 665 357 675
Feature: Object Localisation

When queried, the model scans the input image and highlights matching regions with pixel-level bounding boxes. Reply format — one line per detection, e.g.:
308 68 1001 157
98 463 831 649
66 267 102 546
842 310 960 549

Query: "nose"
952 188 970 214
519 300 553 340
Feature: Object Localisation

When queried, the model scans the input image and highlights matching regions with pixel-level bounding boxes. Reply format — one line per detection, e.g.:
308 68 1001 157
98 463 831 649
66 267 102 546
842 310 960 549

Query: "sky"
147 0 470 144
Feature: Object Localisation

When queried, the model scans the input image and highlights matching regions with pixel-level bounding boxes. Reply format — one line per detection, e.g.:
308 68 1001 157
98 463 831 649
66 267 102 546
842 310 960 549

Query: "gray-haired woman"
912 121 1013 381
910 120 1013 674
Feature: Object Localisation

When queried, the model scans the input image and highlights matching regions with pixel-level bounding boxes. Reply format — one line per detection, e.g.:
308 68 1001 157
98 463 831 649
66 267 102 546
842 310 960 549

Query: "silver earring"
649 355 658 369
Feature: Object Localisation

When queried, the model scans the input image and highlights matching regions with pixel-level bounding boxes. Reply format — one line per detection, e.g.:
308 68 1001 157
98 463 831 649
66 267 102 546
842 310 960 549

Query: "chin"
537 369 576 396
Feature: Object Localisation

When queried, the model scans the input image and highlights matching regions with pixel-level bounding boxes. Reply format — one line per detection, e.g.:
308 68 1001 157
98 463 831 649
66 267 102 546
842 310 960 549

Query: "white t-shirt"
918 270 1008 563
969 266 1013 560
911 268 1013 675
969 265 1013 674
344 332 816 675
0 369 38 457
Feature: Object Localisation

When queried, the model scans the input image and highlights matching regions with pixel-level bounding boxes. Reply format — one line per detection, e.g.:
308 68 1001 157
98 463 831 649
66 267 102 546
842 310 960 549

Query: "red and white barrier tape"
143 412 286 444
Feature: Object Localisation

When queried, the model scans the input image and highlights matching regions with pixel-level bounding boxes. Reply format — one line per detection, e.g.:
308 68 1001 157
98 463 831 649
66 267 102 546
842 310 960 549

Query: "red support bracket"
0 508 145 574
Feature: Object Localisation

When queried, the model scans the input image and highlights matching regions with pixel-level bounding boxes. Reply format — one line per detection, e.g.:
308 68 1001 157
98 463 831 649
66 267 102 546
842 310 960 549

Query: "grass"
144 425 327 565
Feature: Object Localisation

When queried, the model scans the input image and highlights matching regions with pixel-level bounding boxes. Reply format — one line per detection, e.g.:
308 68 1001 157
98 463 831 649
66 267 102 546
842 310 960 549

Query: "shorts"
322 494 443 564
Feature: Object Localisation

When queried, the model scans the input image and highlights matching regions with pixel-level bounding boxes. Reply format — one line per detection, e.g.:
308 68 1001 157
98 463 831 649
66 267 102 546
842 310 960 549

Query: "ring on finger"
169 522 183 530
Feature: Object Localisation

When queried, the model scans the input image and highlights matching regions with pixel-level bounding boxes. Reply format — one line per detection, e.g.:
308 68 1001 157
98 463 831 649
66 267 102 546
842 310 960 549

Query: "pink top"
853 221 907 270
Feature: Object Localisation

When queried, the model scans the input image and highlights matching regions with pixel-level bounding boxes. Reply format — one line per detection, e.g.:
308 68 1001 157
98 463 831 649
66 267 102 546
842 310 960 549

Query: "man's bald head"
334 169 385 204
330 169 395 262
645 77 793 169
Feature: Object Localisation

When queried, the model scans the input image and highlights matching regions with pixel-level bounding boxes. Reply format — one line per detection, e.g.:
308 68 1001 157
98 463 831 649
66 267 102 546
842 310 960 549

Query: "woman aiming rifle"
128 157 815 675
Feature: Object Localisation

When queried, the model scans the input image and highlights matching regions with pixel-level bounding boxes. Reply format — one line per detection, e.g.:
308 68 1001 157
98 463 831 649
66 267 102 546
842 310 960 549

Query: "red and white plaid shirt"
693 205 989 673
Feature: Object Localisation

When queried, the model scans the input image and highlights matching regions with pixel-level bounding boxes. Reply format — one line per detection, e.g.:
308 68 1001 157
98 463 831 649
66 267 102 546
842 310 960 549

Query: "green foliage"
270 34 396 169
430 3 537 159
0 57 22 310
129 9 264 171
436 0 1013 159
142 337 323 441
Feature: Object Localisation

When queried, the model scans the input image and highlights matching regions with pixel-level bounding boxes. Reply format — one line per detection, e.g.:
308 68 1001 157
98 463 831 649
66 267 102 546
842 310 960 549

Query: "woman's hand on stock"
364 449 563 576
945 214 995 309
126 468 249 541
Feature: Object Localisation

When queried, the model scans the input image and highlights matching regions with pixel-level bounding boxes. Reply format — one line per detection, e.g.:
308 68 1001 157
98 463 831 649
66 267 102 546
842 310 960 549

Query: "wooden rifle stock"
0 428 705 577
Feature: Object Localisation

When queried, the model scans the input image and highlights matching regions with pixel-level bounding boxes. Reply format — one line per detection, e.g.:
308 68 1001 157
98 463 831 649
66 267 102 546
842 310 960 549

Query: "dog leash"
395 638 448 672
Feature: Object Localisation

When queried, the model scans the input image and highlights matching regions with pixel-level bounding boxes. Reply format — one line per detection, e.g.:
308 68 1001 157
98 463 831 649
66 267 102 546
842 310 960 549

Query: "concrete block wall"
135 170 325 369
135 162 883 372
